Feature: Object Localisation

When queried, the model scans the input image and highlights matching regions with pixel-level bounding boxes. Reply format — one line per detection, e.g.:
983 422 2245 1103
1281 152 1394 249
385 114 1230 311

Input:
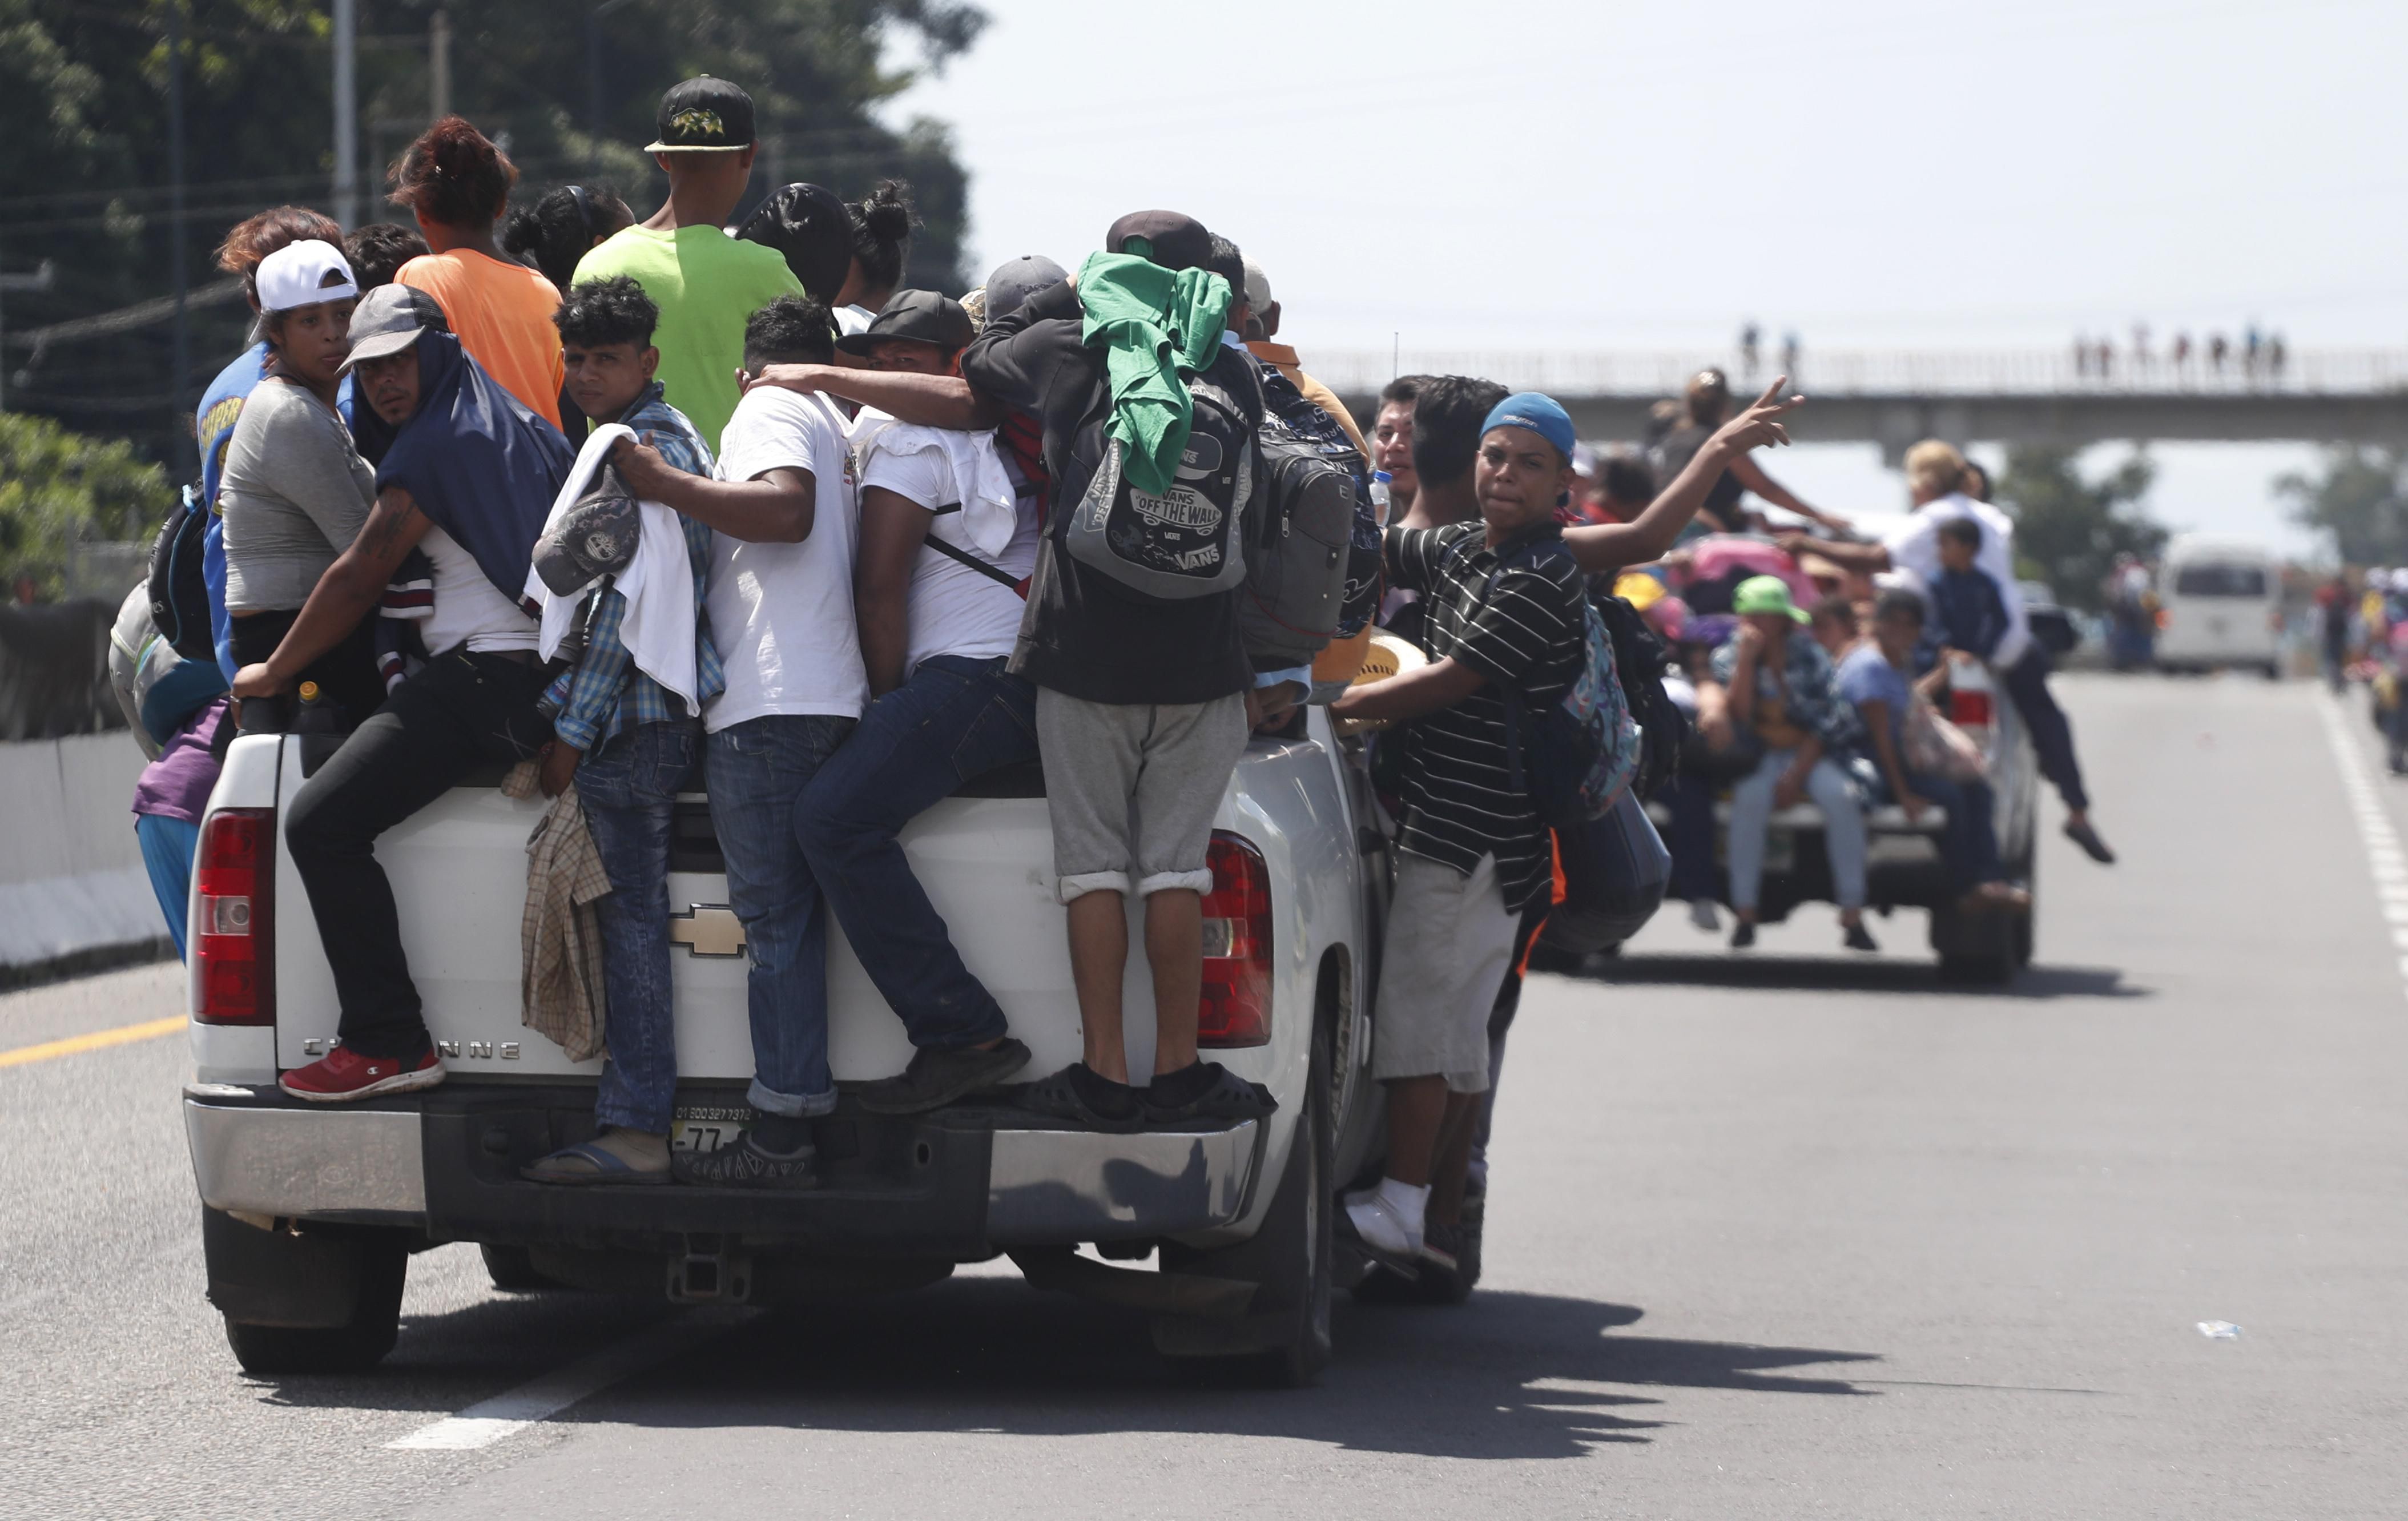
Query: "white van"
2156 535 2281 677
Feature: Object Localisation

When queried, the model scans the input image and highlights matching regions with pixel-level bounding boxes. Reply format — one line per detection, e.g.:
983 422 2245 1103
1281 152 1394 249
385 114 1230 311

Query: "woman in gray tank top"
217 239 386 721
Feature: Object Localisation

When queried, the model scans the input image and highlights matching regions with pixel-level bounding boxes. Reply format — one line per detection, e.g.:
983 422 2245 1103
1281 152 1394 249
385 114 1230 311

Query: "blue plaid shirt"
543 393 725 752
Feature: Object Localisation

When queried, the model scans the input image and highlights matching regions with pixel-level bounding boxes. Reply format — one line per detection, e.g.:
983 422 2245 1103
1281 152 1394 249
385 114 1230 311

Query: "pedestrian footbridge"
1323 350 2408 459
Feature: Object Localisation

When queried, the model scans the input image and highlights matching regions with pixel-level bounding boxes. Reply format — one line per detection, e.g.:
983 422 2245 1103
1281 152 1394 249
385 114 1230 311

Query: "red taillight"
1950 689 1994 728
1197 832 1272 1048
194 808 275 1026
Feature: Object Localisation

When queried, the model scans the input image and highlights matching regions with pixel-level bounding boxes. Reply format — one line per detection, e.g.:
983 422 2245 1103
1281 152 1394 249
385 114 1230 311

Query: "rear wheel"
1154 1011 1335 1387
218 1231 407 1375
480 1243 560 1293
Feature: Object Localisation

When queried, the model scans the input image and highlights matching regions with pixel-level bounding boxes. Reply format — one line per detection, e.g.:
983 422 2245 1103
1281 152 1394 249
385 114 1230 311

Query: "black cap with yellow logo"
644 75 757 154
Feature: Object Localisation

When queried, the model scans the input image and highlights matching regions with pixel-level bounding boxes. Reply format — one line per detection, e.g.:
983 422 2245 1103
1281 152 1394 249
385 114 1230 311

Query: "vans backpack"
1239 416 1359 667
1060 371 1256 602
1491 544 1644 829
1256 363 1382 638
146 484 215 661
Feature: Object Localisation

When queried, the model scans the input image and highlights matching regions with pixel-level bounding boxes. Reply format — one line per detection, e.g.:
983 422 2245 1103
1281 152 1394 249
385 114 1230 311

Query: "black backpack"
1240 419 1358 667
1257 363 1382 638
1592 590 1689 801
146 484 215 662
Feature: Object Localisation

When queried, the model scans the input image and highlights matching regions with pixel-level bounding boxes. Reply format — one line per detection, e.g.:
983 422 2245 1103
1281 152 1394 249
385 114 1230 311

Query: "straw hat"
1334 629 1428 737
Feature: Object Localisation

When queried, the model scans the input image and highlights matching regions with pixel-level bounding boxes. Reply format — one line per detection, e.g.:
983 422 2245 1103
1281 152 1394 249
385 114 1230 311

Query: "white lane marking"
2319 696 2408 1000
387 1307 757 1451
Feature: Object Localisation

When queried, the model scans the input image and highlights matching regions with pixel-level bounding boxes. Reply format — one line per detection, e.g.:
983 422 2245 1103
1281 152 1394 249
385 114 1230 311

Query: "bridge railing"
1309 348 2408 398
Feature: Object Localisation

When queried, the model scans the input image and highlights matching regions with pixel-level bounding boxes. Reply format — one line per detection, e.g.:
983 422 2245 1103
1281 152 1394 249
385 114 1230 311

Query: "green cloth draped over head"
1074 248 1234 496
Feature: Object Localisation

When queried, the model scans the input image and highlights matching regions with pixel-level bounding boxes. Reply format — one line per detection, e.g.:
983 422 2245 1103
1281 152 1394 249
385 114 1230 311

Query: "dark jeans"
229 608 385 727
1881 770 2005 895
2001 648 2089 813
284 650 553 1057
1658 774 1720 903
706 713 855 1118
579 719 699 1134
796 655 1036 1051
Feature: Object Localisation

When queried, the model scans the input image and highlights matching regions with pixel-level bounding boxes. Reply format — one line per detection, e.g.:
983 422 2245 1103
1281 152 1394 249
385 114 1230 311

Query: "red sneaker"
279 1044 445 1102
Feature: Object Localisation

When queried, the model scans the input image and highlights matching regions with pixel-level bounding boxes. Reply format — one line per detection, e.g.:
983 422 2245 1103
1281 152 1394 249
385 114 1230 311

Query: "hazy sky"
884 0 2401 561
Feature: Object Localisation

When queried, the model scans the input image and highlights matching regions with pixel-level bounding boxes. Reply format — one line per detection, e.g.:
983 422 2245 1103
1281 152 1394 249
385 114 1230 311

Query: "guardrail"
1308 349 2408 399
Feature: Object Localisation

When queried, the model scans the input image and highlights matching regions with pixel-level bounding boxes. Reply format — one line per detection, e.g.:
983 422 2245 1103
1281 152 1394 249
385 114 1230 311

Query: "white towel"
525 424 702 717
847 409 1018 556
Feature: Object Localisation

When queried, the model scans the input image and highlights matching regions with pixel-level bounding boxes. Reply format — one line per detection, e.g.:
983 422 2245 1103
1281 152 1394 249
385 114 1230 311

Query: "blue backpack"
1489 542 1642 828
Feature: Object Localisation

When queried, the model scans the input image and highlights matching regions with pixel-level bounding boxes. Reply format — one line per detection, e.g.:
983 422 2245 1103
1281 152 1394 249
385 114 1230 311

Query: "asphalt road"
4 671 2403 1519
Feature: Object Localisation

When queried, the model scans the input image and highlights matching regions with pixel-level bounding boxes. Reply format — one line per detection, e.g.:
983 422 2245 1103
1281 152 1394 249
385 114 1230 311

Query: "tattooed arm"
232 485 434 698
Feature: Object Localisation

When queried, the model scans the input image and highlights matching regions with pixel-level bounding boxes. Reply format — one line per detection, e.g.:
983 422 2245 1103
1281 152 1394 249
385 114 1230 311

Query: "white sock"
1376 1177 1431 1236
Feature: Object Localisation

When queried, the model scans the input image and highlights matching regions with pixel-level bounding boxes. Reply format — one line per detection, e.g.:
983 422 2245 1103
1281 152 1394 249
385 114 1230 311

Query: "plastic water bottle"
1368 470 1392 525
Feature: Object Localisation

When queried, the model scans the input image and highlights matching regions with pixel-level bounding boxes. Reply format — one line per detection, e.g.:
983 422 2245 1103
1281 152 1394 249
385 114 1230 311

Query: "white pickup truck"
182 704 1391 1386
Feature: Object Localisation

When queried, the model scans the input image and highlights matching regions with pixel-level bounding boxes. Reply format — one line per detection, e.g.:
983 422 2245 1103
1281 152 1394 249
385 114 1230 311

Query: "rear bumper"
183 1083 1263 1255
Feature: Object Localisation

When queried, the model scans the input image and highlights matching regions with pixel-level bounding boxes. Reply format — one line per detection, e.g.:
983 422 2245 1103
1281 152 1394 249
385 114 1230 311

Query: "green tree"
0 412 168 601
0 0 985 464
1992 445 2165 613
2274 445 2406 566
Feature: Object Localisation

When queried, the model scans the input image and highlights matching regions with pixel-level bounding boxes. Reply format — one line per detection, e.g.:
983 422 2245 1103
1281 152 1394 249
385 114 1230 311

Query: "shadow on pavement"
553 1279 1881 1459
1548 955 2147 1001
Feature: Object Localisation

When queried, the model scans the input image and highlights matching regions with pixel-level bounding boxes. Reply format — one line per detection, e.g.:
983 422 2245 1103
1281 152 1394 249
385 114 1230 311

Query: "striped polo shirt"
1387 521 1587 911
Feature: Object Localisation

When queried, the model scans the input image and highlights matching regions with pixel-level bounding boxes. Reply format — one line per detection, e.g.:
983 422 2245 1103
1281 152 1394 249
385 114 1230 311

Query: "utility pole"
333 0 359 228
429 9 452 122
168 0 193 471
0 261 59 413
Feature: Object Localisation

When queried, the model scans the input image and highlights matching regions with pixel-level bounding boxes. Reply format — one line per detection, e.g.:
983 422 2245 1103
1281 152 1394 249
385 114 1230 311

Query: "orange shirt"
396 249 565 428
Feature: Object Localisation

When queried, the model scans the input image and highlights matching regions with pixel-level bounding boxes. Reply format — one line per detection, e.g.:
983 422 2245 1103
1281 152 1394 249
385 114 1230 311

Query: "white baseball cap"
1241 255 1271 315
255 239 358 313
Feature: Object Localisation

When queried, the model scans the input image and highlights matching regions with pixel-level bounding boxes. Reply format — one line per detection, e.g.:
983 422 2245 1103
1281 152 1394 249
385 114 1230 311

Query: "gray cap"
982 255 1067 326
1241 255 1271 315
339 283 449 373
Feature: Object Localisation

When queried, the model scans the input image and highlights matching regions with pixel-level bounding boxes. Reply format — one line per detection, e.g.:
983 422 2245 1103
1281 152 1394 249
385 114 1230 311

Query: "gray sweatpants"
1036 687 1249 902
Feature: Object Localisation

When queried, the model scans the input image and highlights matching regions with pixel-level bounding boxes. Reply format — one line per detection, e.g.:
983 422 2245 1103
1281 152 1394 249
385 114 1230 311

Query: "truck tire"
480 1243 559 1293
220 1243 406 1375
1153 1015 1335 1389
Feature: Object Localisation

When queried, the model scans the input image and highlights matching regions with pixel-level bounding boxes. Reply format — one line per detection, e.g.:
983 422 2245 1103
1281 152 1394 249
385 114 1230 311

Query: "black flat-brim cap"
1105 210 1212 272
836 288 975 355
646 75 756 152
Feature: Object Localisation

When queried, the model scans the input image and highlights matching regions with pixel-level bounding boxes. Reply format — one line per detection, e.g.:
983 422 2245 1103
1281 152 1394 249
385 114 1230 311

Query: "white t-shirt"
419 525 539 655
1881 493 2032 669
703 387 866 732
858 431 1040 676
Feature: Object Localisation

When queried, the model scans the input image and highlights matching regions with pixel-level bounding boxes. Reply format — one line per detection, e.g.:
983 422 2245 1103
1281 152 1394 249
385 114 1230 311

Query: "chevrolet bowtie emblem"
669 904 747 957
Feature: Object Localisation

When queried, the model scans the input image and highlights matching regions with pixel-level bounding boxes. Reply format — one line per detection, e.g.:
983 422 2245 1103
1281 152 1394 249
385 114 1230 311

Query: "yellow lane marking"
0 1015 186 1071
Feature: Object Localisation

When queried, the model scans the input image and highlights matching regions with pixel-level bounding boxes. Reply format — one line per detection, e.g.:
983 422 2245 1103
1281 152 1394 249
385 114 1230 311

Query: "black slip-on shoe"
2063 818 2117 864
1017 1064 1143 1134
1140 1061 1278 1126
1729 921 1758 950
857 1037 1032 1115
1843 922 1879 953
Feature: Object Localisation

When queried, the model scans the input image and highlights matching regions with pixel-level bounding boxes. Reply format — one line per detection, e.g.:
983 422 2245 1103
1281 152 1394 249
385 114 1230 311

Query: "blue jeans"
1883 770 2004 895
1657 774 1720 903
796 655 1035 1050
136 813 201 960
1728 750 1867 911
578 719 699 1134
707 713 855 1118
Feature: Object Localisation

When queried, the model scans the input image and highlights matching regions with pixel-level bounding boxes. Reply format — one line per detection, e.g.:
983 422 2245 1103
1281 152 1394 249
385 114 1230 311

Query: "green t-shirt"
571 224 802 452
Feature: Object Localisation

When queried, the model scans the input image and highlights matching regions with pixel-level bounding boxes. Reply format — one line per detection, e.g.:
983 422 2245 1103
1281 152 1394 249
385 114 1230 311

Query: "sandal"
1017 1064 1142 1133
1141 1061 1278 1125
521 1140 670 1187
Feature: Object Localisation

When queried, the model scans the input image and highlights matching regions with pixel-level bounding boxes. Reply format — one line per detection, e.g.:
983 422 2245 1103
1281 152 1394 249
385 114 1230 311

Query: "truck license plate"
670 1105 750 1154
